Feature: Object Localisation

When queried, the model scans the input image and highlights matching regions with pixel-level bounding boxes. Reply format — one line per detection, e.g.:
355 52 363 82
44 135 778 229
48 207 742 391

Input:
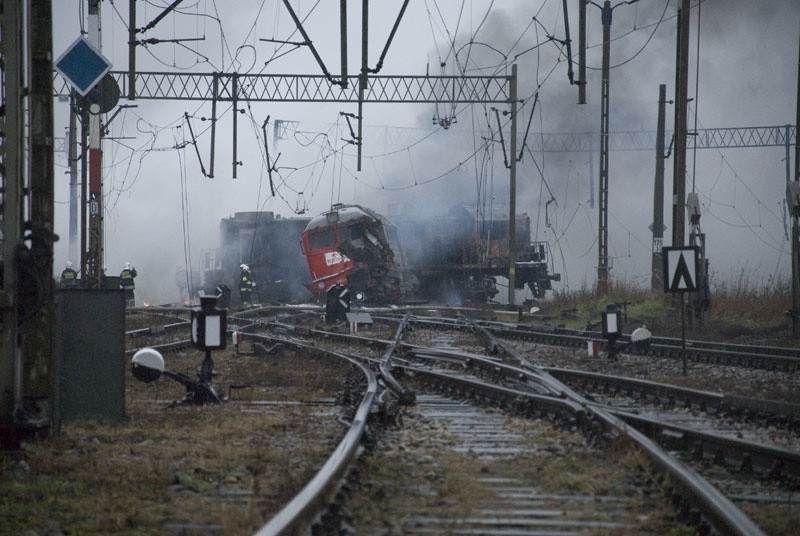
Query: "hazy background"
50 0 799 304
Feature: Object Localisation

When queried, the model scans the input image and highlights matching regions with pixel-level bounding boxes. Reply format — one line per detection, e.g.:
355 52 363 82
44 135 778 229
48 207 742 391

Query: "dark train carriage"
202 211 312 305
393 205 559 304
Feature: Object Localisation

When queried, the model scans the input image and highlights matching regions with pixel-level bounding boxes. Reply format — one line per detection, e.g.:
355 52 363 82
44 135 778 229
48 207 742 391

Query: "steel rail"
545 366 800 425
124 338 193 356
400 364 585 425
410 347 561 396
251 315 800 426
378 314 416 404
471 319 767 536
395 314 800 371
586 404 766 536
247 333 379 536
125 326 380 533
404 360 765 534
412 344 800 481
136 311 780 533
279 315 800 424
608 409 800 481
125 321 190 338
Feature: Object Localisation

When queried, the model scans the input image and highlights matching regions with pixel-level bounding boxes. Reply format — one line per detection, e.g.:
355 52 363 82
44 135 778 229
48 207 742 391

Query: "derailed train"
202 204 560 306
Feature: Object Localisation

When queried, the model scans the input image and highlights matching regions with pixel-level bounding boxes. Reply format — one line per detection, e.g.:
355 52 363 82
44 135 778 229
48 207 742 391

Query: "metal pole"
340 0 348 89
357 0 368 172
793 27 800 338
232 75 238 179
672 0 690 248
578 0 587 104
80 107 88 285
210 74 217 178
681 291 687 374
507 64 518 307
68 92 79 268
28 0 56 424
87 0 104 288
128 0 136 100
597 1 611 294
1 0 24 439
652 84 666 290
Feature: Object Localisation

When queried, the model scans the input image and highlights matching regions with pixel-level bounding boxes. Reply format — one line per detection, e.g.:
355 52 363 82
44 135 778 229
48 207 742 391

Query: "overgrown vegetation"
531 278 794 345
0 346 350 535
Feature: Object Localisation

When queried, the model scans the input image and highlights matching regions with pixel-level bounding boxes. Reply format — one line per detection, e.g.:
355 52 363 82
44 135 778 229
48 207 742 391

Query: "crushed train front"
301 204 406 304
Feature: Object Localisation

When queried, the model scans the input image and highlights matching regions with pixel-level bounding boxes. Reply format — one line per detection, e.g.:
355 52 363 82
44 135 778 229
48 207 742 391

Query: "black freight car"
202 211 312 306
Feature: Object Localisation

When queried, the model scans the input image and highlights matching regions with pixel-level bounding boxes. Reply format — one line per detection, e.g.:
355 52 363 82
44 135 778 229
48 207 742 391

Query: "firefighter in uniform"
238 264 256 306
60 261 78 288
120 262 138 307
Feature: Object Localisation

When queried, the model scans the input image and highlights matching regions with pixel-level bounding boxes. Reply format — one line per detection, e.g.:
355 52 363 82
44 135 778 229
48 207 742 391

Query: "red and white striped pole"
86 0 104 287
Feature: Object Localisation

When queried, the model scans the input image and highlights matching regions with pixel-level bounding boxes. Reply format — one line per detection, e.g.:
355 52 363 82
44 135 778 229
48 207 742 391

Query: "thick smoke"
50 1 799 302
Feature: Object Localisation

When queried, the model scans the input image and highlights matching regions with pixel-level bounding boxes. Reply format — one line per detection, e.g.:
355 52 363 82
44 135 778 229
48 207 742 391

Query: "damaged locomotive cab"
301 204 411 305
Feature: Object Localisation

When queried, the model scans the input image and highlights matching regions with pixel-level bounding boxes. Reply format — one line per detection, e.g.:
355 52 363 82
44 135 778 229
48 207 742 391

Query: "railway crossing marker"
662 246 700 375
663 247 699 293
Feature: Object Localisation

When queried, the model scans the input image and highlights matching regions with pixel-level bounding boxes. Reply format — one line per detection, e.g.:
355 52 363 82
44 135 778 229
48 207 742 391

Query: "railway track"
390 312 800 372
117 306 800 534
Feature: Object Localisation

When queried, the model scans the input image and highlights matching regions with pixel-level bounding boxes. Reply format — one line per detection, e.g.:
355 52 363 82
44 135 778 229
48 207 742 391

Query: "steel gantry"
54 69 525 306
54 71 511 103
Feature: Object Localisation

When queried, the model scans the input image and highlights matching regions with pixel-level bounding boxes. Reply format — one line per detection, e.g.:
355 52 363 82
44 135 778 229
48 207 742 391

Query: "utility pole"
68 93 79 266
672 0 690 249
579 0 587 104
86 0 104 288
128 0 136 100
793 27 800 338
507 64 518 307
597 0 612 294
651 84 667 290
25 0 56 429
593 0 639 295
357 0 368 172
1 0 25 444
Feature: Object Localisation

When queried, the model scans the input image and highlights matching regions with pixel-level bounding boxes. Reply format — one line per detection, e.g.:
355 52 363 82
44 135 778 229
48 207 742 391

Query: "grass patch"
530 279 793 345
1 347 351 534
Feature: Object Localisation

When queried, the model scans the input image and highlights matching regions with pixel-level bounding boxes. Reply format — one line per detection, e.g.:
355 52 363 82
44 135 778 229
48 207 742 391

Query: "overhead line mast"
86 0 104 289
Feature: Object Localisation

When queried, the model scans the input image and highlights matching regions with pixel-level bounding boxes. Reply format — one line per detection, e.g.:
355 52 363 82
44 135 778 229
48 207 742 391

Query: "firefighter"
238 264 256 306
120 262 138 307
60 261 78 288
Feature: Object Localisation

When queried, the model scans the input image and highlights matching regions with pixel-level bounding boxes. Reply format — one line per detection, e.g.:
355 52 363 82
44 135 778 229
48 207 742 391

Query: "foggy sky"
50 0 800 304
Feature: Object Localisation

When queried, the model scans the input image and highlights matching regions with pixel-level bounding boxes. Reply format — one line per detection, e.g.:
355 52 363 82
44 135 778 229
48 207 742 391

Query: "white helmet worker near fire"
60 261 78 288
120 262 138 307
238 263 256 307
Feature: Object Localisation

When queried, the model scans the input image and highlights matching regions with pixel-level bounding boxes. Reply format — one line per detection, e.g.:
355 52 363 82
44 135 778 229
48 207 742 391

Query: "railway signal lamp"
189 291 227 403
601 304 622 360
326 284 350 323
131 348 165 383
191 292 227 351
130 346 220 404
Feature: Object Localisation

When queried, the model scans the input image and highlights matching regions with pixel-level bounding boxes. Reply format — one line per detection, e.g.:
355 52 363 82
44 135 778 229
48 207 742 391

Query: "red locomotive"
300 204 415 304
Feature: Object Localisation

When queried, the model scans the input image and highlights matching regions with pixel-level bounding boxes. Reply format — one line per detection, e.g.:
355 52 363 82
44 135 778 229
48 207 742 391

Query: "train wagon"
202 211 312 306
391 205 560 304
299 204 416 304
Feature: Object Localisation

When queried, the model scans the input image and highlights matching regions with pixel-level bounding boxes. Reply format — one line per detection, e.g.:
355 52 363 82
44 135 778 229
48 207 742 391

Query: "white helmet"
240 264 250 271
124 262 131 270
66 261 73 268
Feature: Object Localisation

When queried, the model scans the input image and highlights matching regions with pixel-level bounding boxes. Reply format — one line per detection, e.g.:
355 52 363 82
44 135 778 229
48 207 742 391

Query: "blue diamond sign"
55 37 112 96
